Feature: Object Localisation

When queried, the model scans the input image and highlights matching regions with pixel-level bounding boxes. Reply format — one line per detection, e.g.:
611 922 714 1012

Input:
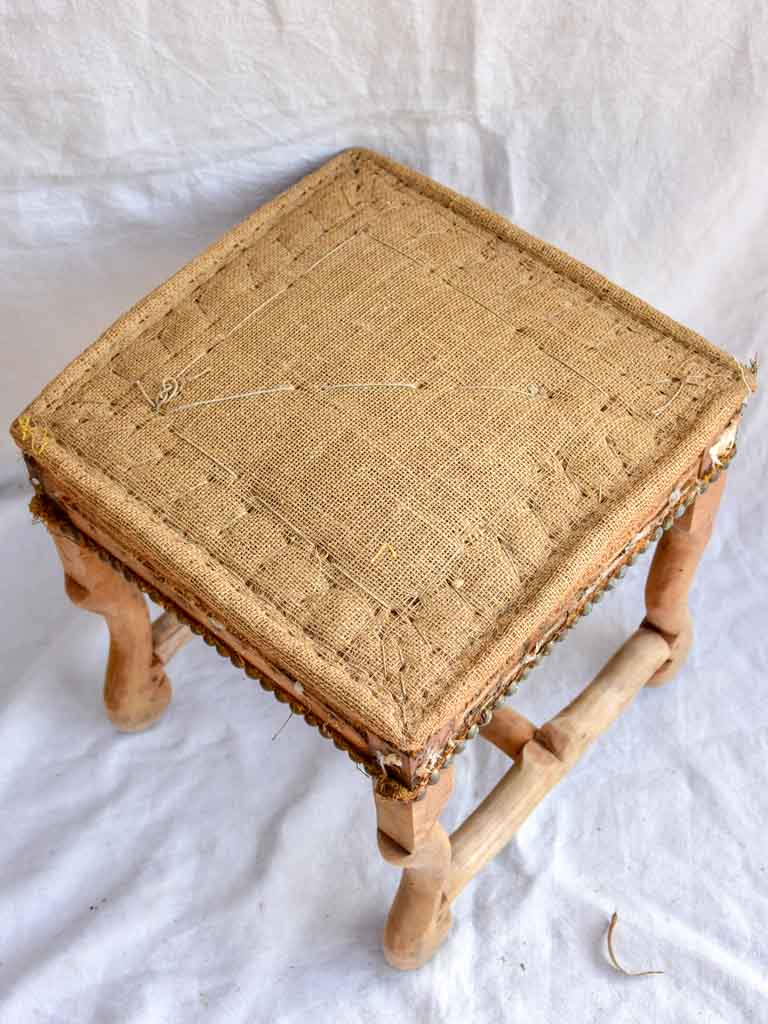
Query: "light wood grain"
480 706 536 760
52 531 171 731
447 628 669 901
644 472 726 685
375 768 454 969
151 611 192 665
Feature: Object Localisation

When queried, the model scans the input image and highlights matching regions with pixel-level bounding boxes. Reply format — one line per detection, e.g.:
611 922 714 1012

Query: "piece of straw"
271 711 294 742
606 911 664 978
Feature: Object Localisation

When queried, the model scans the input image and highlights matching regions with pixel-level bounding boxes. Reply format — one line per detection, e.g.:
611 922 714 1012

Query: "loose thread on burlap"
651 373 708 417
171 428 239 481
135 351 212 414
134 233 361 416
321 382 418 392
379 632 388 681
371 542 399 564
397 606 431 649
310 542 332 589
375 612 409 715
737 355 759 401
210 233 357 345
454 383 547 397
394 638 407 701
495 534 521 579
371 232 640 416
159 428 391 609
229 481 393 610
174 384 297 412
138 372 549 417
448 576 477 614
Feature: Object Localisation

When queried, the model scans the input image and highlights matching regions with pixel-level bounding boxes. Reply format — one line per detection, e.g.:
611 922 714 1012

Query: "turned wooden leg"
51 530 172 730
643 471 727 686
374 769 454 970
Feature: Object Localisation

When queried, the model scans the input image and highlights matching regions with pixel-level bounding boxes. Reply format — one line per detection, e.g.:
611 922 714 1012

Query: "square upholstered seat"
13 148 748 792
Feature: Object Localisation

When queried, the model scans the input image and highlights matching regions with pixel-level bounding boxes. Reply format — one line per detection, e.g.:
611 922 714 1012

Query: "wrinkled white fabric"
1 2 767 1021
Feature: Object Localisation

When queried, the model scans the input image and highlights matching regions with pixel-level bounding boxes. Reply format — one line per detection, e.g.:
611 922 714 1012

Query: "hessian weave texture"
11 148 748 753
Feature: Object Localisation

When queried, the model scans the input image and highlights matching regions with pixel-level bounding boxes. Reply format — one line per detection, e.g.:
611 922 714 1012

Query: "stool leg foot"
643 471 726 686
51 531 171 730
374 769 454 970
377 827 452 969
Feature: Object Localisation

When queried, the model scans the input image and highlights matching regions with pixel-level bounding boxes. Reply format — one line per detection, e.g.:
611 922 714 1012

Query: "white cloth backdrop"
1 2 766 1021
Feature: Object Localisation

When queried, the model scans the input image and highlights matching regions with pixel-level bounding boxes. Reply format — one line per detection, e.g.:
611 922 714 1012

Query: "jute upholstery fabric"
12 148 747 753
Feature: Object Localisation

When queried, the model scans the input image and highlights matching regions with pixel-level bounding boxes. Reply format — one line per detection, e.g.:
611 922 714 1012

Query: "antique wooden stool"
12 149 753 970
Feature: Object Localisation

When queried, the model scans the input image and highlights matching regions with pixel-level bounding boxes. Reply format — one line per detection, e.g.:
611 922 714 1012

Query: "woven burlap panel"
12 148 748 752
